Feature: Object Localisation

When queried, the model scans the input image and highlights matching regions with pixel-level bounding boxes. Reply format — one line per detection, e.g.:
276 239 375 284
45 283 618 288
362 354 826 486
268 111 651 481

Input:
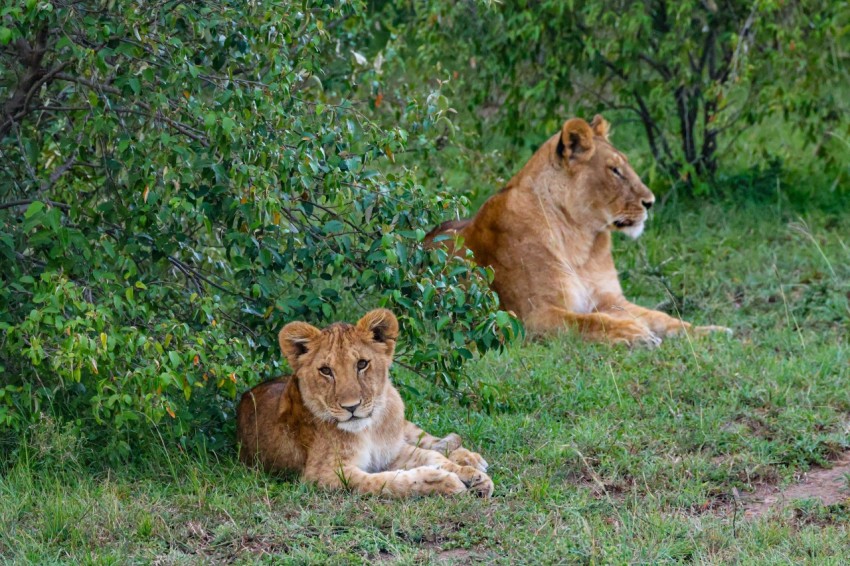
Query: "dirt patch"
155 521 290 563
434 548 476 563
376 547 488 564
744 451 850 519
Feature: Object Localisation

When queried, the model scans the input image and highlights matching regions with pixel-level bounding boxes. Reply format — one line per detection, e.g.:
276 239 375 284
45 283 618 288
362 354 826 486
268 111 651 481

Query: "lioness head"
278 309 399 433
556 115 655 238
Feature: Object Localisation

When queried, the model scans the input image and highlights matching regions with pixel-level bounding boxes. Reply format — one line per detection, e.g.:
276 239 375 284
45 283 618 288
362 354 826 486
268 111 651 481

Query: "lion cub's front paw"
449 448 488 472
604 321 661 347
418 468 466 496
454 466 494 498
433 433 463 453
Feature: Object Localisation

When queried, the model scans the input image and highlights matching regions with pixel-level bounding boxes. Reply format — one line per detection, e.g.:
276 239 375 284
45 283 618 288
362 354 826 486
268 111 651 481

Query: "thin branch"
40 127 87 192
53 72 120 95
0 26 50 138
217 307 259 338
53 72 210 146
638 54 672 80
728 3 759 83
167 256 204 294
167 255 258 303
0 62 70 137
12 123 38 183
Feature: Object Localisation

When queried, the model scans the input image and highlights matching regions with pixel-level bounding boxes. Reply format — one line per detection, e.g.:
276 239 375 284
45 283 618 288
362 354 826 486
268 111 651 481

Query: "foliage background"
376 0 849 195
0 0 518 461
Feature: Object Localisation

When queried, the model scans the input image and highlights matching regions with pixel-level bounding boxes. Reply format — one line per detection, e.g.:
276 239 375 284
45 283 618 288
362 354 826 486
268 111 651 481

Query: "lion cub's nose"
642 200 653 210
340 401 362 414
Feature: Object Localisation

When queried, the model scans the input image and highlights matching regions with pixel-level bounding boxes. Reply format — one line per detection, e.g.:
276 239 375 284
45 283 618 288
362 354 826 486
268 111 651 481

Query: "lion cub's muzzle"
339 410 373 422
335 400 373 423
335 403 375 432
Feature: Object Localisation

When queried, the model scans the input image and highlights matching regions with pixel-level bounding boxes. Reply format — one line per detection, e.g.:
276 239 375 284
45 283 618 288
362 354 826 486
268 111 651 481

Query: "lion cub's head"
278 309 399 433
556 115 655 238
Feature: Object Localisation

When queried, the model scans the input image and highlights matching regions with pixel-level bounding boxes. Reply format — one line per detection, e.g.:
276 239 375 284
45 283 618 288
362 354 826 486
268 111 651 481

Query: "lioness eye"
610 166 623 178
357 359 369 370
319 366 333 377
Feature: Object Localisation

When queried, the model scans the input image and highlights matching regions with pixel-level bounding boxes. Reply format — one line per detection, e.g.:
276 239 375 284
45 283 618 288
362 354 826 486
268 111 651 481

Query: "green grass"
2 196 850 564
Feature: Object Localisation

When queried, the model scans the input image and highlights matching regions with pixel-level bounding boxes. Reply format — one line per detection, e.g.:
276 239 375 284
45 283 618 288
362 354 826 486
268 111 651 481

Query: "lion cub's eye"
319 366 333 377
610 166 624 179
356 359 369 371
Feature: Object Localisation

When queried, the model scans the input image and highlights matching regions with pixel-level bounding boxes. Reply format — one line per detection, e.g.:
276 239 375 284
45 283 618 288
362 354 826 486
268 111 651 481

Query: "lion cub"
236 309 493 498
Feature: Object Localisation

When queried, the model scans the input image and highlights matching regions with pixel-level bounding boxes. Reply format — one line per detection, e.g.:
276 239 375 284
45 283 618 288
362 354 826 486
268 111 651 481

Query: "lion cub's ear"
356 309 399 354
590 114 610 141
557 118 596 165
279 321 322 368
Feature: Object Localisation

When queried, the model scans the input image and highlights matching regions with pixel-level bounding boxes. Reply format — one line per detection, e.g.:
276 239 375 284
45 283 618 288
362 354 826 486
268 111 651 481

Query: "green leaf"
168 351 181 368
323 220 344 233
24 201 44 218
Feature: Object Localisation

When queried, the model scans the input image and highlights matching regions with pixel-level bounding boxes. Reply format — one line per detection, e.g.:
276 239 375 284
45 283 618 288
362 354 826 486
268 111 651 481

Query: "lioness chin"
427 115 730 346
236 309 493 497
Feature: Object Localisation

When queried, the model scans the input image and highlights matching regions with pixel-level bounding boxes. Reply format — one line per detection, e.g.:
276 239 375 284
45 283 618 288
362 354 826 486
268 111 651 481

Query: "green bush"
0 1 519 461
378 0 849 188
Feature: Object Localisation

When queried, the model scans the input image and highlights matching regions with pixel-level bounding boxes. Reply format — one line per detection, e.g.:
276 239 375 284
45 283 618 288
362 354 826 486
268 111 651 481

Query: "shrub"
0 0 518 461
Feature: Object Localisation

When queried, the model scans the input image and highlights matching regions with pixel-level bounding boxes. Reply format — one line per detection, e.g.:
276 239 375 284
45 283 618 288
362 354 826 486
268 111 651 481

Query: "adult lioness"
427 115 728 346
236 309 493 497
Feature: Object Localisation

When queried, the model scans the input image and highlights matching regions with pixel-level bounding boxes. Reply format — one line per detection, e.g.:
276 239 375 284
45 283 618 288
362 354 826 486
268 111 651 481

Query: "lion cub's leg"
305 452 467 498
403 421 489 472
526 306 661 347
390 444 494 497
403 421 462 452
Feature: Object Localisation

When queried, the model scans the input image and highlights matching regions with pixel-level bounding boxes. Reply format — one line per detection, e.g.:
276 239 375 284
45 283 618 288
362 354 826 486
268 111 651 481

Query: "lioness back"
235 309 494 498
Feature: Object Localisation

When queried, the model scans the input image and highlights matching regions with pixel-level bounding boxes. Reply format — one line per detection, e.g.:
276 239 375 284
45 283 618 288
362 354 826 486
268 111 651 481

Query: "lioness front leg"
526 306 661 347
390 444 494 497
611 302 732 338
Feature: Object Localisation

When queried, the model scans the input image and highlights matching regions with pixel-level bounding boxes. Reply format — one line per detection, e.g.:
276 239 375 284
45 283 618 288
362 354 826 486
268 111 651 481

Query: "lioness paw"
633 331 662 348
449 448 489 472
604 321 661 348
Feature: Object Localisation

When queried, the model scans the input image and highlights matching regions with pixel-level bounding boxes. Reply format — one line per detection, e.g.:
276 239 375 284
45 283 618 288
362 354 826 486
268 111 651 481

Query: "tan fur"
236 309 493 497
427 115 730 346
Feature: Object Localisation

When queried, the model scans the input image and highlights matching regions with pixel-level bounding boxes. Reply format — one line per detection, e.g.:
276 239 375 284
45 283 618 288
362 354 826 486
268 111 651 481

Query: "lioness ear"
356 309 399 352
590 114 610 141
278 321 321 368
557 118 596 164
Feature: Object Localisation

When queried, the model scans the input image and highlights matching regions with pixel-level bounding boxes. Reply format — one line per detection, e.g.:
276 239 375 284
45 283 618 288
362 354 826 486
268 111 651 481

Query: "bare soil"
744 451 850 519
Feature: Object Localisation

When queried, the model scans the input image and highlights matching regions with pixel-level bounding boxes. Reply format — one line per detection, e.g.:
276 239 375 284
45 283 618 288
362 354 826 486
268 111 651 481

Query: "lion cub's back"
236 378 307 472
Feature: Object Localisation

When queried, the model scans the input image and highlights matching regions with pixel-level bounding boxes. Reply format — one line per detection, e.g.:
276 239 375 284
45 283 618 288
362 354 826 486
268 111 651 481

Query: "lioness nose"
340 401 361 414
642 200 653 210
